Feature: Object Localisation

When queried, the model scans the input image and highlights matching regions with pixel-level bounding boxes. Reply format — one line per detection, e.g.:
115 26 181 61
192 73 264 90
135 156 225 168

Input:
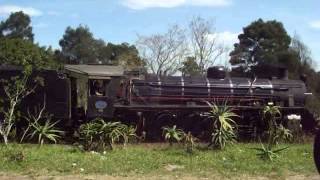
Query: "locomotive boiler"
115 66 314 138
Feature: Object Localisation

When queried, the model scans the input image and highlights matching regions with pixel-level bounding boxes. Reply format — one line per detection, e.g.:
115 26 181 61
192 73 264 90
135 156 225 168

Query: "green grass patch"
0 143 317 178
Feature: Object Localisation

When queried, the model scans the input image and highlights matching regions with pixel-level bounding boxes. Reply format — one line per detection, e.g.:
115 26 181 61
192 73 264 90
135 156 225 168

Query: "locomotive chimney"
207 66 226 79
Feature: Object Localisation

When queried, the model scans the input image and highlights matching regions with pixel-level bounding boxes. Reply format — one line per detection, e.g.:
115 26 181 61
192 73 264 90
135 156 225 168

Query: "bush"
21 102 63 146
79 119 137 151
27 119 63 146
206 102 238 150
162 125 185 146
253 104 292 161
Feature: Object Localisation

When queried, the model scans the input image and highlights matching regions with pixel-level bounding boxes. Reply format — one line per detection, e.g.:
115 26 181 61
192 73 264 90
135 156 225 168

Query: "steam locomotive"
0 64 315 139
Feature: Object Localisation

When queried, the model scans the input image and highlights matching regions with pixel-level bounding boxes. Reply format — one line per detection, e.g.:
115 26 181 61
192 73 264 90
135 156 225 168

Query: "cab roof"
65 65 124 79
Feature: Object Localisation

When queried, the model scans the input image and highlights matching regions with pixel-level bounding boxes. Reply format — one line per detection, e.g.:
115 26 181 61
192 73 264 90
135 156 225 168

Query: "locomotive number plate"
95 100 108 110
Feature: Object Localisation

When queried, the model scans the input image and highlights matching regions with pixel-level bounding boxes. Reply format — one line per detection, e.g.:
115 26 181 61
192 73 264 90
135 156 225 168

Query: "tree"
0 38 57 69
0 11 58 69
230 19 292 72
58 25 143 68
289 34 320 116
290 33 314 72
189 16 225 74
58 25 105 64
0 11 34 41
180 57 201 76
106 43 145 70
136 25 187 76
0 74 41 145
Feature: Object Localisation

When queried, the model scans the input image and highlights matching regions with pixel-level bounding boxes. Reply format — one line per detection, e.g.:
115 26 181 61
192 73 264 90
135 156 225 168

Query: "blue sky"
0 0 319 68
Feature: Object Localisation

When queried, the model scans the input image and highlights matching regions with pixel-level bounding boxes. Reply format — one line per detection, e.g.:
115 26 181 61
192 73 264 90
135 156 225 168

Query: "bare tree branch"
136 25 187 76
189 16 227 75
0 74 41 145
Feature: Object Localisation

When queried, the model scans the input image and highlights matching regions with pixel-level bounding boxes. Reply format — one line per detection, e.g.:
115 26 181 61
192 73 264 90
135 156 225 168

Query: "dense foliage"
57 25 144 69
0 11 34 41
180 57 201 76
230 19 320 117
230 19 292 70
0 12 59 69
0 38 57 69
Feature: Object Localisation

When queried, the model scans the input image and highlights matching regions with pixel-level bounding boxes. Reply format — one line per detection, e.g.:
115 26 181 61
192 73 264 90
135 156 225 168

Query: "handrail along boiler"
115 65 314 138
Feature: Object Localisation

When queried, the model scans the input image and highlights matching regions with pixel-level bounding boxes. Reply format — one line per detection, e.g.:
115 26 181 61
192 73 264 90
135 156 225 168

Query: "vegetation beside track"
0 143 317 179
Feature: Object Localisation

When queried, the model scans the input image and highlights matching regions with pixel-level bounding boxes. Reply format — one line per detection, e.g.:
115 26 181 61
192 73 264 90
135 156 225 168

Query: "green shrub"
21 103 63 146
162 125 185 146
27 119 63 146
78 121 101 151
121 124 138 146
206 102 238 150
253 104 292 161
252 141 289 161
79 119 137 151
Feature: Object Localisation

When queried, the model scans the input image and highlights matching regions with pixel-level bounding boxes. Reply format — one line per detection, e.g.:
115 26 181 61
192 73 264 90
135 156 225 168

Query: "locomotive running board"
114 104 305 111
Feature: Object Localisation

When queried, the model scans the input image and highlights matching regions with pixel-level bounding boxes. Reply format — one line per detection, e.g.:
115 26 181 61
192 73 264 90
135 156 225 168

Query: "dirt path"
0 174 319 180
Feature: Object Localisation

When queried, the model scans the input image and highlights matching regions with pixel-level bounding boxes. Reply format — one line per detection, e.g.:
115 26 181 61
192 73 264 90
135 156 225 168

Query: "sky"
0 0 319 68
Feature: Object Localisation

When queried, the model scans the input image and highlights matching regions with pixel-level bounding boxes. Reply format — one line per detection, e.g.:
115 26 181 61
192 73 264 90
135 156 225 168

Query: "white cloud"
122 0 232 10
122 0 184 9
309 20 320 29
208 31 239 48
205 31 239 66
0 5 42 16
188 0 232 7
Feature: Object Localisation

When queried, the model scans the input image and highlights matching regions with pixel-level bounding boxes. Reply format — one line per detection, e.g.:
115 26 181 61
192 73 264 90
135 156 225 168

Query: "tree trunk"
3 135 8 145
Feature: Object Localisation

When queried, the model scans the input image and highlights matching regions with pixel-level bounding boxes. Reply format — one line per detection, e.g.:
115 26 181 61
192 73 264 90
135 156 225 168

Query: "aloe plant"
206 102 238 149
21 101 63 146
79 121 101 150
28 119 63 146
120 125 138 146
162 125 185 146
252 140 289 161
253 105 292 161
79 119 137 151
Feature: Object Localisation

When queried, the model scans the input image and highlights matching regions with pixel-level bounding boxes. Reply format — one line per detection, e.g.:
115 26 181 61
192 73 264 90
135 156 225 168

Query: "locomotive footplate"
114 104 305 111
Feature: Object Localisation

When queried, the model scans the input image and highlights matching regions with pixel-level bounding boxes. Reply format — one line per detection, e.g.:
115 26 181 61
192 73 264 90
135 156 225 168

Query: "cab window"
89 79 110 96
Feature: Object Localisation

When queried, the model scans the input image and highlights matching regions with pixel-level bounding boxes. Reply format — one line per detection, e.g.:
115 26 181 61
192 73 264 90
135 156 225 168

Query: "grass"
0 143 317 179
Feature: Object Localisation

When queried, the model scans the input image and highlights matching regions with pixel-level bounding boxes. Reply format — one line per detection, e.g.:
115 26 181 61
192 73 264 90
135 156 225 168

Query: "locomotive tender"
0 64 315 138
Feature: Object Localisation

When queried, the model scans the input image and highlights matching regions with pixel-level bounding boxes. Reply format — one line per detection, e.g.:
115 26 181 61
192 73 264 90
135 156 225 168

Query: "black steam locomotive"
117 66 314 138
0 64 315 138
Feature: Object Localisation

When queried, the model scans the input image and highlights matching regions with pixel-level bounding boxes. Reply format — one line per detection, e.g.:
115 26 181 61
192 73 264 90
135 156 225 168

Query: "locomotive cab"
65 65 124 121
